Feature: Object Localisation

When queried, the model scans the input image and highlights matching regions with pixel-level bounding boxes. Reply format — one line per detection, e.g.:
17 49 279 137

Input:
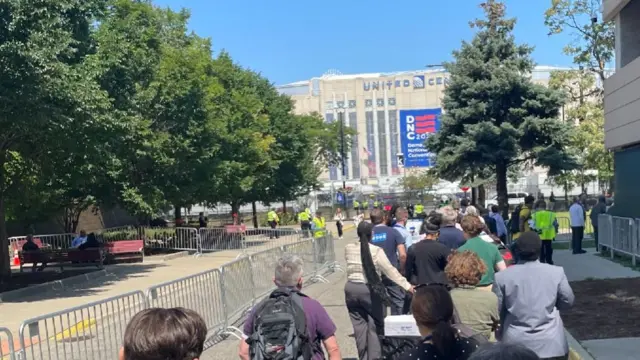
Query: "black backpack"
247 288 313 360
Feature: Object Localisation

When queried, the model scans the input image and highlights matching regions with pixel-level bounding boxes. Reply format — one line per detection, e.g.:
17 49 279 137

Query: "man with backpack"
239 254 342 360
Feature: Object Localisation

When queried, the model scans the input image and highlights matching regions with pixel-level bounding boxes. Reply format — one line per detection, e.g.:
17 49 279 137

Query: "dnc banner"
399 108 441 168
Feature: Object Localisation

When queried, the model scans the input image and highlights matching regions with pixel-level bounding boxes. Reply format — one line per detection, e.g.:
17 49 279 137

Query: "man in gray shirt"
493 231 575 359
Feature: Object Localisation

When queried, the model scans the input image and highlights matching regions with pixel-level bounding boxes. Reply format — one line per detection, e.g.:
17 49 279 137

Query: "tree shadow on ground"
1 262 164 303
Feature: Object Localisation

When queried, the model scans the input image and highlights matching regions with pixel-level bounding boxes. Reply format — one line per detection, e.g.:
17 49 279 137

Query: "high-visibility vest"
363 201 369 208
313 217 326 238
533 210 556 240
305 208 311 216
373 201 380 208
353 200 360 209
267 211 279 222
298 211 310 221
415 204 424 214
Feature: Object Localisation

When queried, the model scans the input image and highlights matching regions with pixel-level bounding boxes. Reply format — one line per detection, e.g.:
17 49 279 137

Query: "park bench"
11 238 49 252
104 240 144 263
19 248 103 272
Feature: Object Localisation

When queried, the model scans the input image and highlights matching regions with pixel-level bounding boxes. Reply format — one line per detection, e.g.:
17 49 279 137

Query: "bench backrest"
104 240 144 254
12 239 45 252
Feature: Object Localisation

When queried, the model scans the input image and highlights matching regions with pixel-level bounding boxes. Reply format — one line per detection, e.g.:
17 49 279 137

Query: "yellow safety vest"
267 211 279 222
353 201 360 209
415 204 424 214
298 211 310 221
533 210 556 240
313 217 326 238
363 201 369 208
373 201 379 208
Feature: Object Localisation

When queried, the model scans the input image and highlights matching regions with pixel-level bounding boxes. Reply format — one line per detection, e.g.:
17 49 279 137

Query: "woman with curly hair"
446 251 499 340
457 215 507 290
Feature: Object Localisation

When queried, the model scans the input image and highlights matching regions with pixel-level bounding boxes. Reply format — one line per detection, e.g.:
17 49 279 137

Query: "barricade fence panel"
146 269 225 336
282 239 317 281
220 256 255 326
18 291 147 360
140 227 199 252
598 214 613 248
9 234 76 252
1 327 16 360
249 247 284 301
610 216 636 256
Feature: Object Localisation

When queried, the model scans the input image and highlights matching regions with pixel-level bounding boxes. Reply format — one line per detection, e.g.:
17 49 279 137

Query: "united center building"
277 66 564 187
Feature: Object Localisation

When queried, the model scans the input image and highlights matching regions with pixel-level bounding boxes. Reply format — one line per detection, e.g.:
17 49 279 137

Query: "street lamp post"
338 109 349 218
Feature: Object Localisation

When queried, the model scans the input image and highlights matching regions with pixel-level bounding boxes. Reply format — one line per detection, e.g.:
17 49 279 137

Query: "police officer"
414 203 425 219
267 208 280 239
312 211 327 263
298 208 311 237
373 200 380 209
353 199 360 215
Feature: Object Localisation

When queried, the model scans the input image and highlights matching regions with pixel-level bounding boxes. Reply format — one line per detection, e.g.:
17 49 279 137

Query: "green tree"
399 171 439 201
425 0 576 217
0 0 115 279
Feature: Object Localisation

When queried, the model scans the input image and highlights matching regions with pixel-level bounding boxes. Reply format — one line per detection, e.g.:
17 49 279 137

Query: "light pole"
338 108 349 218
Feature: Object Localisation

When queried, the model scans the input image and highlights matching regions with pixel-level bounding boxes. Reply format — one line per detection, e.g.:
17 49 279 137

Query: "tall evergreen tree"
426 0 576 216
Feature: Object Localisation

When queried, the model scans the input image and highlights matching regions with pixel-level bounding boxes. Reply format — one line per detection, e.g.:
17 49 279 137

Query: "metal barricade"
598 214 613 249
1 327 16 360
18 291 147 360
249 247 284 301
282 239 319 283
607 216 638 264
199 228 244 253
229 227 303 256
9 234 75 252
146 269 225 337
140 227 200 253
219 257 255 338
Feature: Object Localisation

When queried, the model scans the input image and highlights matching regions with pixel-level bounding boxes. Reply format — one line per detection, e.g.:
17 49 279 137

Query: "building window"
388 97 396 106
311 79 321 96
377 110 388 176
348 100 356 109
325 101 334 111
337 101 345 109
366 111 377 177
376 99 385 107
349 112 360 179
325 113 338 181
389 110 400 175
365 99 373 108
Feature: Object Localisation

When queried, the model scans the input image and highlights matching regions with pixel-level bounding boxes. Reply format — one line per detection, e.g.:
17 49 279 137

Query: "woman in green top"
458 215 507 290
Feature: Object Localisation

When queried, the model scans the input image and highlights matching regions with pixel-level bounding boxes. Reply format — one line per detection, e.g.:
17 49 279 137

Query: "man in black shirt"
405 213 450 286
22 234 46 272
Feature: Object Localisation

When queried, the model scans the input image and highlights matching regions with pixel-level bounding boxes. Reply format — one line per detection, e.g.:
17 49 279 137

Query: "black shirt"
482 215 497 235
398 336 480 360
404 240 450 285
22 241 39 251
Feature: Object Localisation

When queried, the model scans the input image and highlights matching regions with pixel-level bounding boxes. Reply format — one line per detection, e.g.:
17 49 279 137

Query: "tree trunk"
230 202 239 221
251 201 258 229
0 149 9 281
496 161 509 219
174 205 182 221
471 187 478 206
478 184 486 208
282 201 287 214
564 184 569 202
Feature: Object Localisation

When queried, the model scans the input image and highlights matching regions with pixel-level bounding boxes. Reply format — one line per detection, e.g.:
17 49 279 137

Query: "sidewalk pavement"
554 248 640 359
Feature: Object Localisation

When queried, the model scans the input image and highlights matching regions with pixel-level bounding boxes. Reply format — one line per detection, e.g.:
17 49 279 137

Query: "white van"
486 192 529 207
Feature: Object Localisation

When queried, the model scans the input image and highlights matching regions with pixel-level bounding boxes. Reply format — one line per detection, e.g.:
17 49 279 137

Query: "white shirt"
569 203 585 227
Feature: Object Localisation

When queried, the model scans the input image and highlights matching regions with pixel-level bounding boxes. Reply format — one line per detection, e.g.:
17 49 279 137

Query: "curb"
566 329 595 360
0 269 109 304
162 251 190 261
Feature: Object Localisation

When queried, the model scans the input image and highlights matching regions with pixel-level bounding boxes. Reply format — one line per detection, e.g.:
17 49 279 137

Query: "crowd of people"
113 198 579 360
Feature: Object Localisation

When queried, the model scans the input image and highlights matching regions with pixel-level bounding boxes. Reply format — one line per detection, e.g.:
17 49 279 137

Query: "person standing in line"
590 195 607 251
344 221 414 360
437 206 466 250
312 211 327 263
569 197 586 254
267 208 280 239
532 201 558 264
469 343 540 360
370 209 407 315
405 213 450 286
458 216 507 291
353 199 361 216
489 205 508 244
333 208 345 240
493 232 574 360
393 207 414 250
480 207 497 236
549 191 556 211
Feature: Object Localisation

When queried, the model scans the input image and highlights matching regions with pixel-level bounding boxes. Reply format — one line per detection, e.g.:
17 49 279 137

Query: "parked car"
480 233 515 266
486 192 529 207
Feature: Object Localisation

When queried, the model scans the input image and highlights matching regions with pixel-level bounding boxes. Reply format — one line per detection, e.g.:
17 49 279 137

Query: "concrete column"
332 92 341 182
344 92 353 180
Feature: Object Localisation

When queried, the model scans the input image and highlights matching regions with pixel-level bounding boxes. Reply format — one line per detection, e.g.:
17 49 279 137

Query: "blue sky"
153 0 575 85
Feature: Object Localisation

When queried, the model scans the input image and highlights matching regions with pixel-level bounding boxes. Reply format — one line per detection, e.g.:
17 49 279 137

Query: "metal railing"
3 232 340 360
598 214 640 265
9 234 76 252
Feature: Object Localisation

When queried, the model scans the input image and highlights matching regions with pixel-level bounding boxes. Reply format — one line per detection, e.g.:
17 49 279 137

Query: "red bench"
104 240 144 263
19 249 103 272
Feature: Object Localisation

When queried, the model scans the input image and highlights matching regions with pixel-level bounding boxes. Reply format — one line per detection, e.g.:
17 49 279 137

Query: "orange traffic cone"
13 249 20 266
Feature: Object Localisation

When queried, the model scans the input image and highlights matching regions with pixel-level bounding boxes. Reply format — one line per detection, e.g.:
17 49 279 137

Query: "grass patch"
595 248 640 272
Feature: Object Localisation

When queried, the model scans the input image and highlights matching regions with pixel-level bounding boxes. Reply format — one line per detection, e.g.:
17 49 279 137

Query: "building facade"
277 67 565 188
603 0 640 216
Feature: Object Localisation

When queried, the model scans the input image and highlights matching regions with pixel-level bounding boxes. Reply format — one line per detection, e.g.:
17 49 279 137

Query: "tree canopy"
0 0 348 279
425 0 576 216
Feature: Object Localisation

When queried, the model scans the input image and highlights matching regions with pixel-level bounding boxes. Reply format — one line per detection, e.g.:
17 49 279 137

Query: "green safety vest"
415 204 424 214
373 201 380 208
313 217 326 238
533 210 556 240
353 201 360 209
298 211 310 221
267 211 278 222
